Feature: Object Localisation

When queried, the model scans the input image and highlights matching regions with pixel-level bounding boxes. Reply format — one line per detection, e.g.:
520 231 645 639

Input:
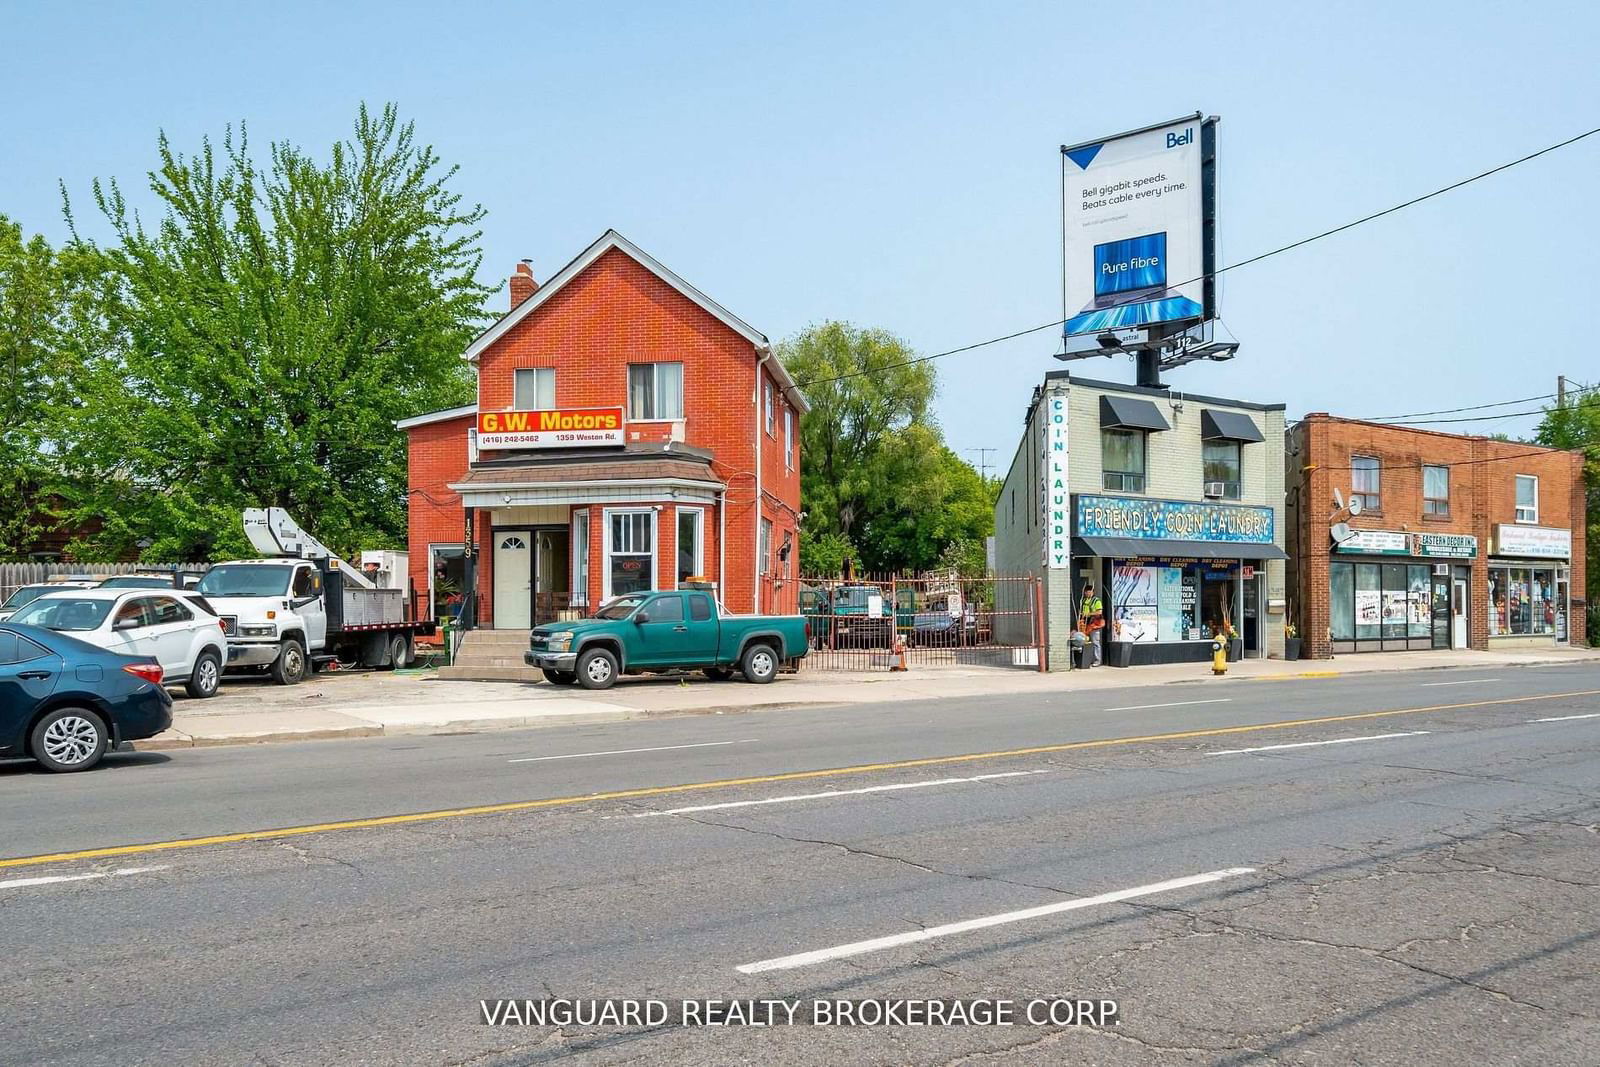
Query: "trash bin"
1071 631 1089 670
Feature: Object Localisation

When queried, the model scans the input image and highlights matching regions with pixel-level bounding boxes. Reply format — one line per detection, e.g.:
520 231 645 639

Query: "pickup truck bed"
524 589 808 690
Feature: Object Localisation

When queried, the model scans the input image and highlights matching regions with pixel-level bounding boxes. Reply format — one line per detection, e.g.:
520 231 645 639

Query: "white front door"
494 531 533 630
1451 578 1468 649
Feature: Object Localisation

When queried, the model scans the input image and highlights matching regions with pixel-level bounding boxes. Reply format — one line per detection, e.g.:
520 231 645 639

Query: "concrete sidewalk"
141 644 1600 750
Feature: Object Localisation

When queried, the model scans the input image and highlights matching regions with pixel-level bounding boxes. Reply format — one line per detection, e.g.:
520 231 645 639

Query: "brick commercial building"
1286 415 1587 659
400 230 805 630
993 372 1287 669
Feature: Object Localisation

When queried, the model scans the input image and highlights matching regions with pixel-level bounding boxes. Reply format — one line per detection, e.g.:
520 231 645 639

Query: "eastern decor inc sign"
1075 495 1274 543
477 408 624 449
1333 529 1478 559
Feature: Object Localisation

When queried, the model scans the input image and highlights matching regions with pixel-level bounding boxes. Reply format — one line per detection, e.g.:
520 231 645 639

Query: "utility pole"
968 448 997 482
1557 375 1567 409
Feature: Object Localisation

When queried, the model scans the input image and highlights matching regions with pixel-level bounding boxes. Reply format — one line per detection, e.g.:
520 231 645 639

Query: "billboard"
476 407 625 450
1061 114 1214 337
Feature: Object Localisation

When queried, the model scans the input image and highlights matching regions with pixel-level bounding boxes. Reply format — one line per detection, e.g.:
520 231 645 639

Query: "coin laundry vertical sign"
1041 386 1070 568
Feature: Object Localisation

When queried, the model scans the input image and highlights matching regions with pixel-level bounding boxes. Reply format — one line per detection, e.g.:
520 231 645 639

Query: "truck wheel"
186 650 222 699
382 633 411 670
271 638 308 685
576 647 618 690
702 667 734 682
740 643 778 684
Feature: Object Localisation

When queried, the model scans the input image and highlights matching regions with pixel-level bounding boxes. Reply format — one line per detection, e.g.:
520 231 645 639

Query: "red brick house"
400 230 805 630
1287 415 1587 658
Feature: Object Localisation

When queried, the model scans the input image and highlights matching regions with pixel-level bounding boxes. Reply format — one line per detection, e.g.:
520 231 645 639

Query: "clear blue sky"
4 1 1596 466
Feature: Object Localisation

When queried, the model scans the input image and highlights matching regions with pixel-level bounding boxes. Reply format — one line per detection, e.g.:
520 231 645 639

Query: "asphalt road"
2 663 1598 1065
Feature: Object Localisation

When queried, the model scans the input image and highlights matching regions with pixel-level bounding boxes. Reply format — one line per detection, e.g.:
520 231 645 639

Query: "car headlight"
240 624 276 637
546 632 575 652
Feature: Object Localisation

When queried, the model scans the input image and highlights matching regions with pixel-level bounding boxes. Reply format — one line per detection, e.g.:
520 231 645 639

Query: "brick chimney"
509 261 538 310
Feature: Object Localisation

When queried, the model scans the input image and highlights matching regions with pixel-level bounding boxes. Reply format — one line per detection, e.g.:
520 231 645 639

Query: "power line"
790 122 1600 392
1362 381 1600 423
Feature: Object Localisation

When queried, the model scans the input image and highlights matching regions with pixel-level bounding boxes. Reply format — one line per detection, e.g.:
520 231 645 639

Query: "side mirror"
113 617 140 631
634 612 649 625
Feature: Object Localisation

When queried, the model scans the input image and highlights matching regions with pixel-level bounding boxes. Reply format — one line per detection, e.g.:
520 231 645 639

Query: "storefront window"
1107 560 1225 643
1407 565 1430 638
677 508 703 584
429 545 465 620
1201 441 1241 500
1101 430 1145 492
571 511 589 606
1487 564 1559 636
1355 563 1381 639
607 510 654 597
1330 562 1355 640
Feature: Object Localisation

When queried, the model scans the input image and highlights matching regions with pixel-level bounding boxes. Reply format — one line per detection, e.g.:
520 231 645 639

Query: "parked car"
8 588 229 699
0 580 99 622
0 623 173 772
524 589 809 690
910 591 979 646
98 572 205 590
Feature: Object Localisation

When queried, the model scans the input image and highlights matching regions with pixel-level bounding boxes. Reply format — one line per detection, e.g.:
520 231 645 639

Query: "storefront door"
1451 578 1467 649
533 529 571 626
1242 573 1260 656
1555 575 1570 644
493 530 533 630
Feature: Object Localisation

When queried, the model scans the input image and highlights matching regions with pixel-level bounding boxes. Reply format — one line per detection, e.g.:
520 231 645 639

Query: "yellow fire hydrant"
1211 633 1229 676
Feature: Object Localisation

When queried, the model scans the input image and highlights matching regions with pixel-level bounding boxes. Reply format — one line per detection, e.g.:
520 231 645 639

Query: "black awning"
1200 409 1265 443
1072 536 1287 561
1100 394 1170 432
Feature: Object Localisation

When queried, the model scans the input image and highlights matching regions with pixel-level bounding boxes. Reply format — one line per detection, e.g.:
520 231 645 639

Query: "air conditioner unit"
1433 563 1449 576
1203 481 1226 499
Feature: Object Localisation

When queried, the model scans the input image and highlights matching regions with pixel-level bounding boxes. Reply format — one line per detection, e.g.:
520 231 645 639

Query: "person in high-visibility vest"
1079 582 1105 665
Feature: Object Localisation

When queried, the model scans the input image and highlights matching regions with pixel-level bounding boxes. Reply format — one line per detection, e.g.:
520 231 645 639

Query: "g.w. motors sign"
476 408 624 450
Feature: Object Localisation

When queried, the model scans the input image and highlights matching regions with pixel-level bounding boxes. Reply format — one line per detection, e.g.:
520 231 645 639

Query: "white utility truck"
194 508 435 685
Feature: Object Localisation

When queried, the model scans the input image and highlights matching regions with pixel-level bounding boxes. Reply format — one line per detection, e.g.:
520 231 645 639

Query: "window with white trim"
758 518 772 576
571 511 590 607
606 510 655 597
627 362 684 420
513 367 555 409
1515 475 1538 523
784 406 794 469
676 508 704 585
765 380 775 436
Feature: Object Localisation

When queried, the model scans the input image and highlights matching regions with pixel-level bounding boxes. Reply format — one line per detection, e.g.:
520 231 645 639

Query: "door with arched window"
493 531 532 629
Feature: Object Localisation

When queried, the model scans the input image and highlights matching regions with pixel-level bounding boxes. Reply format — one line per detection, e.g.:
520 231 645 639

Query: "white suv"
9 588 229 699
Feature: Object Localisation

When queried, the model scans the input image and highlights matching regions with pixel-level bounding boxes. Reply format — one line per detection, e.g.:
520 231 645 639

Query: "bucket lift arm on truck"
242 507 375 589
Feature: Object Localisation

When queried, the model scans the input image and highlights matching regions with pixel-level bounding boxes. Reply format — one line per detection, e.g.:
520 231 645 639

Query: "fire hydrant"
1211 633 1229 676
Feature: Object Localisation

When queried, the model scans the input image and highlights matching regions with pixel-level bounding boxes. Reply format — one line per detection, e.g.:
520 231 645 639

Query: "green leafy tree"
0 216 115 556
1536 391 1600 637
56 104 491 560
780 321 995 574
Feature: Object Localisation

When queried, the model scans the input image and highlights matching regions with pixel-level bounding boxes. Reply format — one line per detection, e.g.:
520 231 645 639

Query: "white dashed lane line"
1207 731 1430 756
510 739 759 763
0 866 170 892
628 771 1048 818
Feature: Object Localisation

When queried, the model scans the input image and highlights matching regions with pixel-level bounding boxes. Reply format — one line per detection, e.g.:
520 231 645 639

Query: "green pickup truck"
523 589 810 690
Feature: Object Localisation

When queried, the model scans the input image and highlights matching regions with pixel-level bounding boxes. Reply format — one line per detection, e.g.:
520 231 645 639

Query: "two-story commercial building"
400 230 805 630
1286 415 1587 658
994 372 1288 669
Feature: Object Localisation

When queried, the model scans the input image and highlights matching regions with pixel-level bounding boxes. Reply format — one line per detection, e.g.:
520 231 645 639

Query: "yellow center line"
4 688 1597 871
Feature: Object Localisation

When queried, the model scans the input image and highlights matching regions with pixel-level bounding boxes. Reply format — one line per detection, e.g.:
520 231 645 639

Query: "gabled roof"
462 229 808 413
395 403 478 431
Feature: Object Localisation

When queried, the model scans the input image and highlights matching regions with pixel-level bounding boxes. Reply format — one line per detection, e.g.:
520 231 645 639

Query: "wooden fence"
0 562 212 602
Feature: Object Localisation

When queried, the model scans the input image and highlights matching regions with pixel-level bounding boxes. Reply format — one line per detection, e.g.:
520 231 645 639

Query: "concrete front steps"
437 629 544 682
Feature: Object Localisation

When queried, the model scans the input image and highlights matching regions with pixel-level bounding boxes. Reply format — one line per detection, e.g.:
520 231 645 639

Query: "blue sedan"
0 623 174 772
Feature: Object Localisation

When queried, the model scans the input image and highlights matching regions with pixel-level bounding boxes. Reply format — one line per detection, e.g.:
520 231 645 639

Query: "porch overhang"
448 448 726 509
450 478 724 509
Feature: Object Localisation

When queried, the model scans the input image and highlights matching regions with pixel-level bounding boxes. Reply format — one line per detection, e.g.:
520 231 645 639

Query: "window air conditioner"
1203 481 1226 499
1433 563 1449 576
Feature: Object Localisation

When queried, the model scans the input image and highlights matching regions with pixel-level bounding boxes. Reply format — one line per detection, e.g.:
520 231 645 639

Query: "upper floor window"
514 367 555 409
1351 455 1380 511
1202 440 1242 500
1101 430 1145 493
784 406 794 469
628 362 684 420
765 380 776 437
1515 475 1538 523
1423 465 1450 516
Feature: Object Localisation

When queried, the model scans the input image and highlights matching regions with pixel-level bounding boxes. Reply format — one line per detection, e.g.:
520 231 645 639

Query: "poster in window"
1356 589 1381 629
1181 571 1198 639
1157 567 1185 642
1112 564 1159 643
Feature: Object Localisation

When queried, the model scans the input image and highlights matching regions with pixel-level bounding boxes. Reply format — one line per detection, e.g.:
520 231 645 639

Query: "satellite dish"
1331 522 1355 545
1348 497 1364 517
1333 488 1345 510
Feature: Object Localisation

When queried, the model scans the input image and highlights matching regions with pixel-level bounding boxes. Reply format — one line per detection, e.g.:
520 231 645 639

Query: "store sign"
476 407 624 450
1495 524 1570 559
1061 116 1212 337
1333 529 1478 559
1075 495 1275 544
1042 388 1070 568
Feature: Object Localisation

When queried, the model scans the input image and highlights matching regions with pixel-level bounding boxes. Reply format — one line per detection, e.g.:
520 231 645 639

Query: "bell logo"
1166 128 1193 148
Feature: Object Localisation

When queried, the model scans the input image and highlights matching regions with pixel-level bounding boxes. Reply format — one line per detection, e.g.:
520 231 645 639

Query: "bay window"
571 511 590 607
676 508 703 585
605 509 655 598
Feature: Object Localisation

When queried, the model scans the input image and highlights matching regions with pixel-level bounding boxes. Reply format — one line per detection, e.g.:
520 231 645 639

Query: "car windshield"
10 597 113 631
0 586 55 613
196 564 291 597
593 595 649 620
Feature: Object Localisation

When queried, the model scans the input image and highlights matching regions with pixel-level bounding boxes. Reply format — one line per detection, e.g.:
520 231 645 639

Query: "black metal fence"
766 573 1044 672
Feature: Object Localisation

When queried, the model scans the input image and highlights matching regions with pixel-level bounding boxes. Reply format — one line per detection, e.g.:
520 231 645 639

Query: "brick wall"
405 244 800 623
1289 415 1588 656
